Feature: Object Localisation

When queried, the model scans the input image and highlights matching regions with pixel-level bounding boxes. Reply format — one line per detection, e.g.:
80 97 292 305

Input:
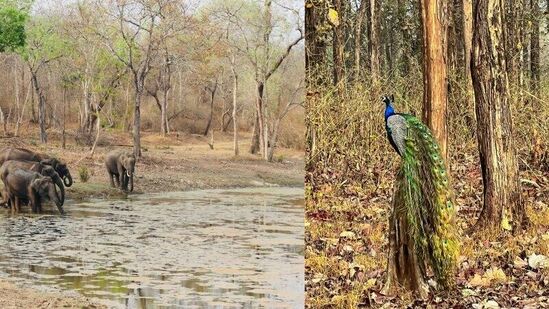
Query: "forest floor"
0 125 303 308
306 142 549 308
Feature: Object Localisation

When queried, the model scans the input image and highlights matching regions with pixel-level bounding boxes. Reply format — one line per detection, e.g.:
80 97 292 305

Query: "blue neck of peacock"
384 104 395 120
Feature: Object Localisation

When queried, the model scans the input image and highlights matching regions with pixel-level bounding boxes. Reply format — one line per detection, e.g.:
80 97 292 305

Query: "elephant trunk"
129 172 134 192
53 176 65 205
51 183 65 214
63 173 73 187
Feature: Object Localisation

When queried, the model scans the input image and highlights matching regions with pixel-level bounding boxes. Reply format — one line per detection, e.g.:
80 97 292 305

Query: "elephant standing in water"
0 147 73 188
2 167 64 214
105 150 136 192
0 160 66 205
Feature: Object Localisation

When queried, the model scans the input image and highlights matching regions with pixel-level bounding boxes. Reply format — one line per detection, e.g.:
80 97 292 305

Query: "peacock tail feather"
396 114 459 288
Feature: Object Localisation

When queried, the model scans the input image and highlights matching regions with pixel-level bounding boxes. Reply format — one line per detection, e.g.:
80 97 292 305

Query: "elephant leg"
109 172 115 188
114 173 121 187
14 197 20 213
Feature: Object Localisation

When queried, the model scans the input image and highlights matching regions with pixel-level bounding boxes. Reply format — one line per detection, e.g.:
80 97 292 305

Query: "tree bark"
471 0 525 232
530 0 540 101
421 0 449 161
305 0 327 86
354 0 368 82
250 113 260 154
133 74 144 158
31 71 47 144
231 55 239 156
368 0 381 84
332 0 345 89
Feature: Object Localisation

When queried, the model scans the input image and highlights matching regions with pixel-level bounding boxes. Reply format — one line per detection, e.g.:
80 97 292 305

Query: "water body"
0 187 304 308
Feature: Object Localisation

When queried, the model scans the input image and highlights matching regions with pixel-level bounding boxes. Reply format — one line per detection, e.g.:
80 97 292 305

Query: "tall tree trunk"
530 0 540 101
354 0 368 82
332 0 345 89
31 71 47 143
305 0 327 86
471 0 525 232
231 56 239 156
421 0 449 161
368 0 381 84
462 0 475 131
250 113 260 154
133 77 143 158
203 83 217 136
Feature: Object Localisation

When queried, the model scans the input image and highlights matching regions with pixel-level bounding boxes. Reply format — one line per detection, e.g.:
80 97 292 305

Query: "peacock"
383 95 458 289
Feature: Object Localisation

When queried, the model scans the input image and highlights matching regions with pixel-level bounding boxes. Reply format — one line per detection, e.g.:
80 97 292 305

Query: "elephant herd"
0 147 136 215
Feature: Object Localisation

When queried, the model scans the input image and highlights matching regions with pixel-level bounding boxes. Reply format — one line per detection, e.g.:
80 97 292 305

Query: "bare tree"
93 0 184 157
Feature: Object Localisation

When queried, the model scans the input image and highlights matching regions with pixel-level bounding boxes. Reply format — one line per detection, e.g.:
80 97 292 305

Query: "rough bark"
530 0 540 100
471 0 525 232
421 0 449 161
305 0 327 86
367 0 381 84
31 71 47 144
354 0 368 81
231 55 239 156
332 0 345 88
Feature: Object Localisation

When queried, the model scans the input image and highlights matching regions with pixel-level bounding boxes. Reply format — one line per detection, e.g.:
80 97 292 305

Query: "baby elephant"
105 150 136 192
3 168 64 214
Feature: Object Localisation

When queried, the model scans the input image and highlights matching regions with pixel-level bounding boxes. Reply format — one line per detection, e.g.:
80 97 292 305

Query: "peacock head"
382 95 395 119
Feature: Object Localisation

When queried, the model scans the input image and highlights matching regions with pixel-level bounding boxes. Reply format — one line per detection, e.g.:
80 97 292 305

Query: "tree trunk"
231 56 239 156
31 71 47 144
305 0 327 86
250 113 260 154
203 82 217 136
368 0 381 84
471 0 525 232
251 81 266 158
421 0 449 161
530 0 540 101
354 0 368 82
161 89 169 136
332 0 345 89
133 78 143 158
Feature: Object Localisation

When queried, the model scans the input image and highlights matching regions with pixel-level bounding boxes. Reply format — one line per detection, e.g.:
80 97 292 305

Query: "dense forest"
0 0 304 162
305 0 549 307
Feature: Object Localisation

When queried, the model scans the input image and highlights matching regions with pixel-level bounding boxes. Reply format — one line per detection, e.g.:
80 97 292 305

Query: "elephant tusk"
126 171 131 177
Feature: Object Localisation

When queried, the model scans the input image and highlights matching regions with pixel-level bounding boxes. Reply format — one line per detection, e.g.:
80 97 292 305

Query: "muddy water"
0 187 304 308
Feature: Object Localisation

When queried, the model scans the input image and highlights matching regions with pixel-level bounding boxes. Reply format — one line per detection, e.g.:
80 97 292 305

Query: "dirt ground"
0 126 304 308
0 280 106 309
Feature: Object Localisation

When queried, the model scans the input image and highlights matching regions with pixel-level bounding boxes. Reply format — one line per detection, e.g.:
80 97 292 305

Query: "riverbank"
1 128 304 200
0 280 106 309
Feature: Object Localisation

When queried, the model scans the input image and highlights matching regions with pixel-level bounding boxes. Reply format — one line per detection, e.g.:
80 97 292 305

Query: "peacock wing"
386 114 408 156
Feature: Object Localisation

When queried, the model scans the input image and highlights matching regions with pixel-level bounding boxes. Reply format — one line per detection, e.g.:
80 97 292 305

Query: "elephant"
0 147 73 187
0 160 65 205
2 167 64 214
105 150 136 192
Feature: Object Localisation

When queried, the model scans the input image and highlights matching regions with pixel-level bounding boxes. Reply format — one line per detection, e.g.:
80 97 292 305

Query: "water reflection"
0 187 304 308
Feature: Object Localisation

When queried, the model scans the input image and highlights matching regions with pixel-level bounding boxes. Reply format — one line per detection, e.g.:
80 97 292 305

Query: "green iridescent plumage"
394 114 459 288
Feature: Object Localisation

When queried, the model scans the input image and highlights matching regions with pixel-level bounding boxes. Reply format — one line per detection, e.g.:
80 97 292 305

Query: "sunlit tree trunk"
471 0 525 232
